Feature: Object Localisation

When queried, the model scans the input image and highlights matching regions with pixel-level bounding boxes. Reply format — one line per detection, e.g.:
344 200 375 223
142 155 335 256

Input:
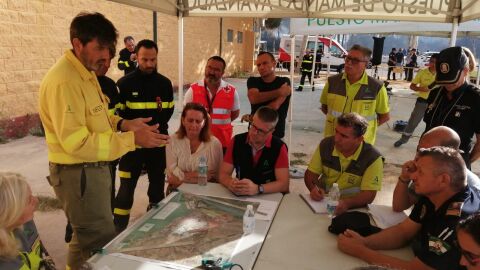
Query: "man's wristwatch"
258 184 264 194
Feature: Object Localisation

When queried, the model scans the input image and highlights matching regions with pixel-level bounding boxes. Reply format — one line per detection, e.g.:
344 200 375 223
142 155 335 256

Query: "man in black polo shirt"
247 51 291 139
337 147 480 270
423 46 480 168
219 106 289 196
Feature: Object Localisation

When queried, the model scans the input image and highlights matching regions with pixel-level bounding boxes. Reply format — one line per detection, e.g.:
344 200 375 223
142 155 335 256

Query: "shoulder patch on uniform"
65 105 74 113
446 201 463 217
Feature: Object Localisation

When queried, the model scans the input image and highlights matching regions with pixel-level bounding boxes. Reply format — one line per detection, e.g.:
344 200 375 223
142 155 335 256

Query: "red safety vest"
191 81 235 147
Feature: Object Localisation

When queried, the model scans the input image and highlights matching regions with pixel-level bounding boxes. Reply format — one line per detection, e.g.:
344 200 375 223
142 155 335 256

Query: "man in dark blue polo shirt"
337 146 480 270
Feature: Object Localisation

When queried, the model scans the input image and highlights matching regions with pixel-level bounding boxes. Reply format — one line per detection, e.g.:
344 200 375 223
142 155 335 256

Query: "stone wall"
0 0 253 118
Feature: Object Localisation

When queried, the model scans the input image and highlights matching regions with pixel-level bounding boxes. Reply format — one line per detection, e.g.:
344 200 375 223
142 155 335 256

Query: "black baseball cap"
435 47 468 84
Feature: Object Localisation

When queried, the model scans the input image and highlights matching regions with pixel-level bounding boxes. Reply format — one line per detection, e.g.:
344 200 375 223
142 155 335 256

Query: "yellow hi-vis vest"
319 136 383 197
324 74 384 145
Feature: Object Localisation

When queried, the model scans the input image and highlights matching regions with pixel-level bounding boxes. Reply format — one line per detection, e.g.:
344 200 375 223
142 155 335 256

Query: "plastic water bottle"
243 205 255 234
327 183 340 218
197 156 208 186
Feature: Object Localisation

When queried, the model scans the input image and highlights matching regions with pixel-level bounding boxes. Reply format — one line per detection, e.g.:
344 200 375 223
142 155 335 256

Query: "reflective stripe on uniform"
162 101 174 108
113 208 130 215
45 131 59 144
108 108 116 116
63 127 89 152
212 108 230 114
341 186 361 196
212 118 231 125
302 60 313 63
97 131 111 160
118 171 131 178
116 103 126 110
118 60 130 68
126 101 174 109
126 101 158 109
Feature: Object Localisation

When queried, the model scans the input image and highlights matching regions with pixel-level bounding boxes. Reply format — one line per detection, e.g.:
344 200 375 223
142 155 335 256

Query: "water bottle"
243 205 255 234
327 183 340 218
197 156 208 186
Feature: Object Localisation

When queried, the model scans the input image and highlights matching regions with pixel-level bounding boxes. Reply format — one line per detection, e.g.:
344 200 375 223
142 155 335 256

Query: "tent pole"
288 34 295 158
450 17 459 46
178 8 184 108
311 35 319 83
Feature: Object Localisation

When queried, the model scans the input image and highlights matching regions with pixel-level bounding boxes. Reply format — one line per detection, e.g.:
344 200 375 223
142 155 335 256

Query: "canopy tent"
290 18 480 37
110 0 480 23
107 0 480 159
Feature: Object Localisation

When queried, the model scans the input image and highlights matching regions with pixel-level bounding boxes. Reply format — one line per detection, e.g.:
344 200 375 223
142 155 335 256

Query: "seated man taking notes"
219 106 289 195
304 113 383 215
338 147 480 270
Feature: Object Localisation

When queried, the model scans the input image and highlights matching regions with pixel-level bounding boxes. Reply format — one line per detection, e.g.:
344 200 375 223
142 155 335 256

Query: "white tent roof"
109 0 480 23
290 18 480 37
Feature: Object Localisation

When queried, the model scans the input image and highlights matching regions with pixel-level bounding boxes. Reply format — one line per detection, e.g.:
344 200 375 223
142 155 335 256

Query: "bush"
0 113 44 141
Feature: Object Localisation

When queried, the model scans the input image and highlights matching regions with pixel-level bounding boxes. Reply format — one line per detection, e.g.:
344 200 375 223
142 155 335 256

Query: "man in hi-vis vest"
184 56 240 152
304 113 383 216
320 44 390 145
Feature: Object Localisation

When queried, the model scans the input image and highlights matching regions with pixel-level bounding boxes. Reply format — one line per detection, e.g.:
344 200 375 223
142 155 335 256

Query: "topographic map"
106 192 260 268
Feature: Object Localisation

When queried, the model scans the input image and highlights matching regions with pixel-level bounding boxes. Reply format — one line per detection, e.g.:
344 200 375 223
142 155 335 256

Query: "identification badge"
428 235 451 255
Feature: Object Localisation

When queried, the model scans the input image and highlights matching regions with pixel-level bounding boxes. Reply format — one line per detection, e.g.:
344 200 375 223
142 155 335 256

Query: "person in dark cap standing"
423 46 480 168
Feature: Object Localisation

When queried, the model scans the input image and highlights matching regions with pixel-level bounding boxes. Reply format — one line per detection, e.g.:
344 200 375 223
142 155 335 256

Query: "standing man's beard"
207 74 220 85
140 67 156 74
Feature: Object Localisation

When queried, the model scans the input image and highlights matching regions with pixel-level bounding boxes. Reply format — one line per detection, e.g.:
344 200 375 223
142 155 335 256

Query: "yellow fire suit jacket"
39 50 135 164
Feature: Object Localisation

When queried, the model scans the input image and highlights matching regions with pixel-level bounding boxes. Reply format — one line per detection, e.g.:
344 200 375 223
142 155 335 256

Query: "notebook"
300 193 327 214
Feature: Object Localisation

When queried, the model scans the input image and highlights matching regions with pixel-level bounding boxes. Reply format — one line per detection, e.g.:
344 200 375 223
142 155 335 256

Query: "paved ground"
2 70 478 269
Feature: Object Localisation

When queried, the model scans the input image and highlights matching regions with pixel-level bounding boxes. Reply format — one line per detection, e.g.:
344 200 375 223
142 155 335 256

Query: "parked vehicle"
278 35 347 72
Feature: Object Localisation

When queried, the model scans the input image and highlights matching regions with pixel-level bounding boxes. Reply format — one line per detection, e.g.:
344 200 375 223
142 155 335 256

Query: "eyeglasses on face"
345 56 368 65
248 122 273 135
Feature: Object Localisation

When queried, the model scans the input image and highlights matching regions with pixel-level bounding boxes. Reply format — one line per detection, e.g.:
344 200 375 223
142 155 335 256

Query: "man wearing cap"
184 55 240 152
304 113 383 216
320 44 390 145
394 53 438 147
423 46 480 168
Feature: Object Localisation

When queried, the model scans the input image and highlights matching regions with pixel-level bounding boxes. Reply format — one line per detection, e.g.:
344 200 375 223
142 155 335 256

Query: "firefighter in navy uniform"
114 39 174 232
296 50 315 92
117 36 137 75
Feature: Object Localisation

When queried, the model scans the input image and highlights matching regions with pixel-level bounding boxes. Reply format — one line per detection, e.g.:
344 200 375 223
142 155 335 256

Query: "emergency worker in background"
296 50 315 91
114 39 174 232
117 36 136 75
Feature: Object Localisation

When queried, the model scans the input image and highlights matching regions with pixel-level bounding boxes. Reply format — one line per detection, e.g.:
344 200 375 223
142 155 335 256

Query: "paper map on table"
105 192 260 268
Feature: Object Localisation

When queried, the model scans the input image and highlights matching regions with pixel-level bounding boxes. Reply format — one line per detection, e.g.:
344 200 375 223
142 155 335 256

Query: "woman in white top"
166 102 223 192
